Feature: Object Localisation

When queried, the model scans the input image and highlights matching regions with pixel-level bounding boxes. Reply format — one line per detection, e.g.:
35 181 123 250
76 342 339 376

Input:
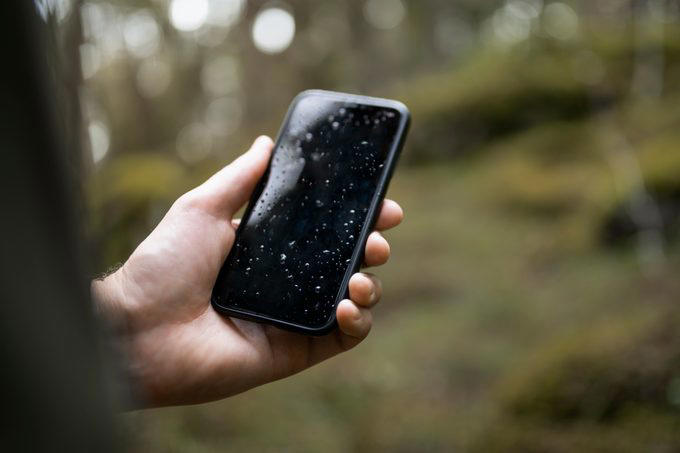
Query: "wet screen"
212 96 402 329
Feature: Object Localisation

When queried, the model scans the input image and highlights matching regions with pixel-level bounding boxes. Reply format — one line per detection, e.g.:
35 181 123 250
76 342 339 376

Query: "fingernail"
254 135 273 147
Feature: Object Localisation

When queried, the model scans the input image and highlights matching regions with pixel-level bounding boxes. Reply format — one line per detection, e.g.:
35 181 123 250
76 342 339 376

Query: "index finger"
374 199 404 231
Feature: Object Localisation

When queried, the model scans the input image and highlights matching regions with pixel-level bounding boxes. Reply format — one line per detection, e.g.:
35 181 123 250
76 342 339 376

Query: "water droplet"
331 121 339 130
280 253 287 262
305 262 310 267
314 286 321 293
349 209 355 214
339 108 346 116
315 199 324 207
305 132 313 141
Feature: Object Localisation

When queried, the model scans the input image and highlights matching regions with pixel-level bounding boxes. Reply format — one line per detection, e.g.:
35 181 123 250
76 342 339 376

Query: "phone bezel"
210 89 410 335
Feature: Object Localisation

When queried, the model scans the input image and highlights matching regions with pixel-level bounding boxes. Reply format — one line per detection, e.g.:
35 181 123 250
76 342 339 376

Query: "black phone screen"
212 94 404 330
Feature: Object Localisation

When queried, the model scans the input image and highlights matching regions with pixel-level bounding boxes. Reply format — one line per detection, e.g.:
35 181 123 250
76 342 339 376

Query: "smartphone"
211 90 410 335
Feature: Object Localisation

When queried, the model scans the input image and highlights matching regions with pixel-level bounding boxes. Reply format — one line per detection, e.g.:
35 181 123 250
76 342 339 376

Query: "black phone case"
211 89 410 335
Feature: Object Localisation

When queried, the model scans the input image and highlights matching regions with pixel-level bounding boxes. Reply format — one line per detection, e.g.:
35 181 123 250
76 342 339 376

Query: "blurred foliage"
77 0 680 450
473 309 680 452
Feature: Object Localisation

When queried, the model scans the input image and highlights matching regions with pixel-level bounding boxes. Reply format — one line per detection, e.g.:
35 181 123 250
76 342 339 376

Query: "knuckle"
174 190 200 210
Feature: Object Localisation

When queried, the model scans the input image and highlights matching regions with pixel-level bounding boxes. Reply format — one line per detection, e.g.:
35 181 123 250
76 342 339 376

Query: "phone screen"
212 94 404 330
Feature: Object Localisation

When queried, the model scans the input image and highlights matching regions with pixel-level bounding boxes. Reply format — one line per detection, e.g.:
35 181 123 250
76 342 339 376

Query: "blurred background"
49 0 680 450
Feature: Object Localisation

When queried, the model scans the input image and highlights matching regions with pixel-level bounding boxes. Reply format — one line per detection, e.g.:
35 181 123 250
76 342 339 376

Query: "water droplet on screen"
280 253 287 262
361 141 368 145
349 235 354 239
315 199 324 207
322 249 330 254
305 132 313 141
331 121 339 130
349 209 355 214
314 286 321 293
339 108 346 116
328 115 335 122
305 262 310 267
288 240 295 247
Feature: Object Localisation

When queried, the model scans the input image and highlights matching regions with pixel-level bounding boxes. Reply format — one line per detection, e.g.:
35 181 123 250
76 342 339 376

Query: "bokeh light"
490 1 535 44
79 42 100 79
123 9 161 59
251 6 296 54
543 2 579 40
206 0 245 28
88 120 110 164
363 0 406 30
169 0 209 32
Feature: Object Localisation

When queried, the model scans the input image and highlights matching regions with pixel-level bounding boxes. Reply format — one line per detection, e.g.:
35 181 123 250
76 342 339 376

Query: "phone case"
211 89 410 335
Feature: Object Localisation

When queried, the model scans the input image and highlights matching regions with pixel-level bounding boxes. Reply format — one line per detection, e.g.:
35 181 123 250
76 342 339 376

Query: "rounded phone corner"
291 89 321 105
390 99 411 118
210 297 227 314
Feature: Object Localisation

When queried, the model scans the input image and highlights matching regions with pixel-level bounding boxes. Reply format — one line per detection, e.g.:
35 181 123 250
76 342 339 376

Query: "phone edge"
211 90 411 336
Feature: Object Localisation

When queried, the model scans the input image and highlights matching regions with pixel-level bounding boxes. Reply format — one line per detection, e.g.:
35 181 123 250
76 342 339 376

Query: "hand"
92 136 404 407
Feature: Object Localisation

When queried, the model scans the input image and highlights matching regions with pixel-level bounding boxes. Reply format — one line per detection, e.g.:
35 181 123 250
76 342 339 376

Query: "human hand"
92 136 404 407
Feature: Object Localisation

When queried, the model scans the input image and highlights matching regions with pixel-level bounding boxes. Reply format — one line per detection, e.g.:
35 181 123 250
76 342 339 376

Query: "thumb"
197 135 274 218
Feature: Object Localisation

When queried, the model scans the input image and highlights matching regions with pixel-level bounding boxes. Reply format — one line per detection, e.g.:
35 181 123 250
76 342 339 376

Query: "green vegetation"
84 3 680 450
